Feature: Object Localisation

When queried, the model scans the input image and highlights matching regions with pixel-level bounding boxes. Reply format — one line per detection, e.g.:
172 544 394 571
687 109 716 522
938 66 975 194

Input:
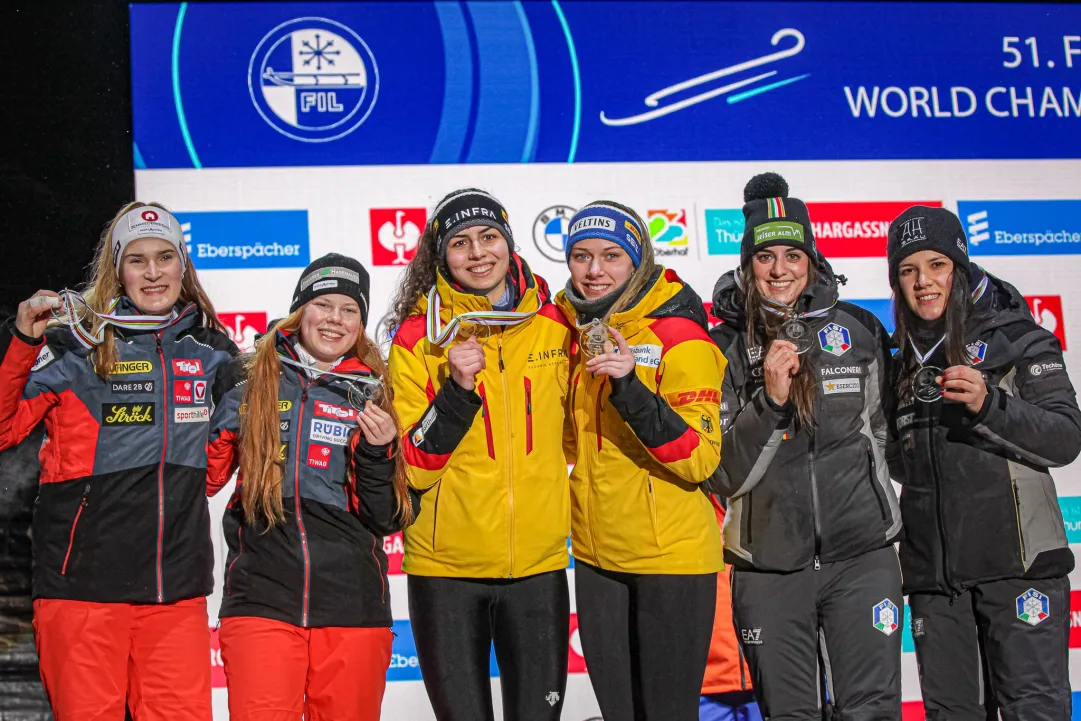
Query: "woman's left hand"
941 365 989 414
357 402 397 446
585 327 636 379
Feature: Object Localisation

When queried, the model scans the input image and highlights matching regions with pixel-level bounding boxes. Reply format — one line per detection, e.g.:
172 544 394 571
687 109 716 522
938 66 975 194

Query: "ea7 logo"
740 628 763 645
665 388 721 407
173 359 204 376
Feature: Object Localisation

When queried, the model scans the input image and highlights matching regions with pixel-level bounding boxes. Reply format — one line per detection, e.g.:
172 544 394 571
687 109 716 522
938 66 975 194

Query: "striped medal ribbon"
53 289 177 349
424 286 537 348
278 354 384 409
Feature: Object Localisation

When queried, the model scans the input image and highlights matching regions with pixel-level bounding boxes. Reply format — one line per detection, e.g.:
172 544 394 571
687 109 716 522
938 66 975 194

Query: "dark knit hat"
740 173 817 266
887 206 970 283
432 189 513 255
290 253 371 325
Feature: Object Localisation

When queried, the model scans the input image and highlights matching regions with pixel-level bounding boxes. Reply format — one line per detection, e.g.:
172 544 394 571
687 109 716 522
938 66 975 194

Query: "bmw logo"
532 205 576 263
248 17 379 143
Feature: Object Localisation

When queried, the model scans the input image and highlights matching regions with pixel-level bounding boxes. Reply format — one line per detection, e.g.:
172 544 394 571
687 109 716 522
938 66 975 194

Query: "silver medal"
913 366 943 403
778 318 814 355
348 379 383 410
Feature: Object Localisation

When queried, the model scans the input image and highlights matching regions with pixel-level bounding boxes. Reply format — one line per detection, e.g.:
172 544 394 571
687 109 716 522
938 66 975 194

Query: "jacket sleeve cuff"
754 387 794 421
355 436 394 461
607 372 654 417
10 321 43 347
434 377 483 425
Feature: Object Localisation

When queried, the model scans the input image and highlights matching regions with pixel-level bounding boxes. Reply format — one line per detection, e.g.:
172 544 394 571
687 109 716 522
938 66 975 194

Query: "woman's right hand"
15 291 60 340
763 339 800 407
448 336 486 391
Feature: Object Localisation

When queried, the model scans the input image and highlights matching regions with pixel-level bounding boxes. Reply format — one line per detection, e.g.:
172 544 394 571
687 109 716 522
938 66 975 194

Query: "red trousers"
32 597 212 721
218 616 393 721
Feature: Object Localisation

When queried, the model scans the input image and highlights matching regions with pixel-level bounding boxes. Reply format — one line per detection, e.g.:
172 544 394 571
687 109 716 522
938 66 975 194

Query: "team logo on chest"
966 340 987 364
872 599 899 636
1016 588 1050 626
818 323 852 357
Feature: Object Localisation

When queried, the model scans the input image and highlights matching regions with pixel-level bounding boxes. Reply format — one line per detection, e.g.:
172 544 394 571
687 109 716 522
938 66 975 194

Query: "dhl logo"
664 388 721 408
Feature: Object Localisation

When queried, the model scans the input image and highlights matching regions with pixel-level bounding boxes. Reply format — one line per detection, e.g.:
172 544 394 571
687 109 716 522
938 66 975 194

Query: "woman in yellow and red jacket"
555 201 725 721
384 189 574 721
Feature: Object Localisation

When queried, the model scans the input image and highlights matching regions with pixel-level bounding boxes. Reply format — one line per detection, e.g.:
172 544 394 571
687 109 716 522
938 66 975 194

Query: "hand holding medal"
939 366 988 413
584 326 635 379
16 290 61 339
578 319 617 360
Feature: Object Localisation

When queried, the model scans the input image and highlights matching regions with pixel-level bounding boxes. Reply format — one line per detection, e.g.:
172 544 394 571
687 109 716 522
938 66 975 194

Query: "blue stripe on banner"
845 298 894 335
429 1 473 164
465 1 533 162
389 619 500 682
513 0 540 163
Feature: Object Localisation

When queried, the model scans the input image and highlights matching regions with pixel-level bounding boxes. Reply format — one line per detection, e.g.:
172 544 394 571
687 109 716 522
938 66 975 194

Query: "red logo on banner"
174 380 193 404
1068 590 1081 648
1027 296 1067 350
221 312 269 351
210 627 226 688
805 201 943 257
702 302 723 328
307 444 331 469
370 208 426 266
384 532 404 574
568 613 587 673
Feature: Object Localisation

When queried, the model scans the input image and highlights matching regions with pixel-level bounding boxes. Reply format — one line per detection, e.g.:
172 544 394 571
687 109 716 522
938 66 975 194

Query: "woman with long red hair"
207 253 412 720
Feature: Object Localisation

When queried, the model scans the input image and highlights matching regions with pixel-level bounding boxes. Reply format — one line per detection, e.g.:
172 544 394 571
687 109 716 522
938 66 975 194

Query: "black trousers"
407 570 570 721
574 561 717 721
731 546 903 721
909 575 1071 721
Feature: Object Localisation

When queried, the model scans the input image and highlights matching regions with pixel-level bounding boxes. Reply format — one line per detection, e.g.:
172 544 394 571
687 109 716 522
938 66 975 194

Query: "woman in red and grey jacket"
207 254 413 721
0 202 237 720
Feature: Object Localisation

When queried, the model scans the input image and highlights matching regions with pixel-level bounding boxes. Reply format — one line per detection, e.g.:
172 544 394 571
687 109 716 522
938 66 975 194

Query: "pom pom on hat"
744 172 790 203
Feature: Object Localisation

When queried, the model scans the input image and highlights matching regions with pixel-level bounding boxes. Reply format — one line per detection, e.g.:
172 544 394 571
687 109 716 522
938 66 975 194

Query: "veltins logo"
221 312 269 351
957 200 1081 255
648 209 689 257
533 205 576 262
1027 295 1067 350
248 18 379 143
704 209 744 255
176 211 310 270
805 202 942 257
370 209 425 266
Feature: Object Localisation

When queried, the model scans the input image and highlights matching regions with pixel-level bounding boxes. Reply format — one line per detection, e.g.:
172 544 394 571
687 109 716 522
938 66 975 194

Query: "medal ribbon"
425 286 537 348
278 354 382 392
54 289 177 350
760 294 835 322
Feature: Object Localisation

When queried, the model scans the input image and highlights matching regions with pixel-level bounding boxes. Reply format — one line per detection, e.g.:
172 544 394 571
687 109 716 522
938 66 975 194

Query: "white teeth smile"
469 264 493 275
769 281 792 288
319 330 343 340
917 293 941 302
586 284 609 291
143 286 167 293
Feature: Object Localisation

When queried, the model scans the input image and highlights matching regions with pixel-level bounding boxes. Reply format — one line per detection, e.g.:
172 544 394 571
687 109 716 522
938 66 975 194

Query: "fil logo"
966 210 990 245
370 209 425 266
1027 296 1067 350
599 29 808 125
898 216 926 246
248 18 379 142
533 205 576 263
221 312 269 351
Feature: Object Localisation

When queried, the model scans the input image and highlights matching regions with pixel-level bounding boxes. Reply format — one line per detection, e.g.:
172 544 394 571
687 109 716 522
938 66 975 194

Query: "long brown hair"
238 307 413 529
74 201 224 379
590 201 658 325
741 258 820 429
891 265 972 401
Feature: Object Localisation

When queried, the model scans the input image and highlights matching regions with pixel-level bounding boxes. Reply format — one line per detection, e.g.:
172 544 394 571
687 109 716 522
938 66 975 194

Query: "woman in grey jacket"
709 173 903 719
886 206 1080 721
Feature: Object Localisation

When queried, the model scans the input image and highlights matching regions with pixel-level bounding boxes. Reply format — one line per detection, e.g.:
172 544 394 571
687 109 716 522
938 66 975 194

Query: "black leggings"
407 570 570 721
575 561 717 721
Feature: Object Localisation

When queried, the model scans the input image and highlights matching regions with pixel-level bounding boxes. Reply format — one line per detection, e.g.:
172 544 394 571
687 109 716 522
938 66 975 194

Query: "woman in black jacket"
886 206 1080 721
709 173 903 719
206 254 413 721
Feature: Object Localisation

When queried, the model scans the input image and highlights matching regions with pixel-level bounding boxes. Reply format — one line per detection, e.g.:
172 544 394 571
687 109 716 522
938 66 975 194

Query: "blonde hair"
77 201 224 379
238 307 413 528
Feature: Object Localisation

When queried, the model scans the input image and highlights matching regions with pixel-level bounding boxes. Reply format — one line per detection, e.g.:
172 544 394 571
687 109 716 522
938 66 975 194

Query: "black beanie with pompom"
739 172 817 266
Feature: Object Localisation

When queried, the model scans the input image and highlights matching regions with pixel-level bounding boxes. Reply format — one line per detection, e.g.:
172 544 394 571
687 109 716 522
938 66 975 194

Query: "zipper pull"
814 556 821 571
498 343 505 372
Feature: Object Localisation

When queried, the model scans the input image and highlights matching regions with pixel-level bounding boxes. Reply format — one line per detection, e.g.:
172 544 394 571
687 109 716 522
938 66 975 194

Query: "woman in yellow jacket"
556 201 725 721
385 188 574 721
